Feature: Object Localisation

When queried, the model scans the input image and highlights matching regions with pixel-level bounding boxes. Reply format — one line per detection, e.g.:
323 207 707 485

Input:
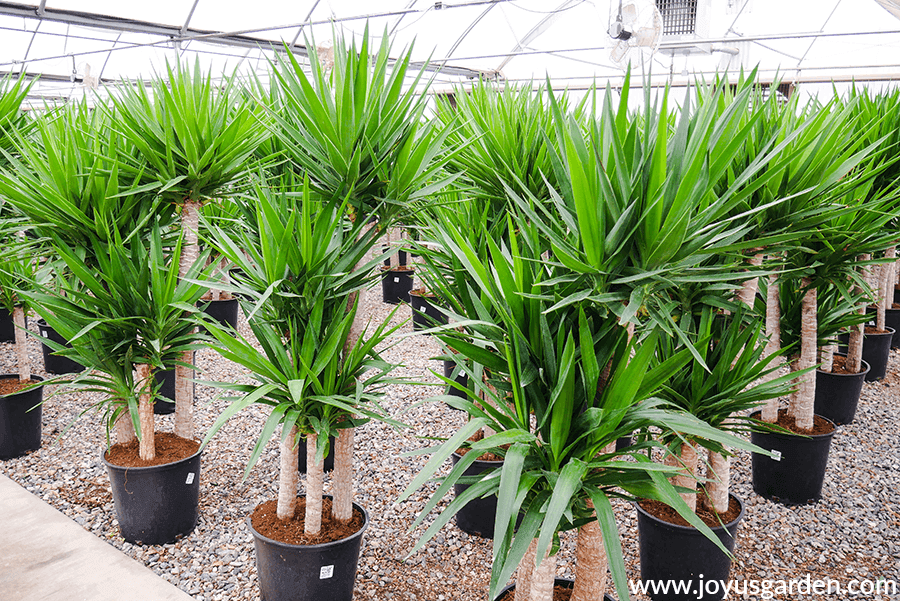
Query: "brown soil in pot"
409 288 436 298
380 265 415 273
864 326 891 335
769 408 835 436
0 377 41 396
639 493 741 529
497 584 573 601
251 496 365 546
104 432 200 468
456 429 507 462
825 354 863 375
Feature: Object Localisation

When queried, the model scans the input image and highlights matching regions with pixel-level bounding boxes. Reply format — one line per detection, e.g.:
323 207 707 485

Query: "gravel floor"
2 291 900 601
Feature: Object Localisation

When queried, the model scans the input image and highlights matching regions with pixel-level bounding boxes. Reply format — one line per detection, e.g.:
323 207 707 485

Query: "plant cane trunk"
761 270 782 423
876 264 887 331
848 258 872 373
136 363 155 461
530 546 556 601
819 343 835 374
175 199 202 440
515 539 537 601
277 424 299 520
789 279 817 431
571 499 608 601
332 427 354 523
304 431 324 535
736 252 765 307
114 410 136 445
13 306 29 382
665 441 698 512
705 450 730 514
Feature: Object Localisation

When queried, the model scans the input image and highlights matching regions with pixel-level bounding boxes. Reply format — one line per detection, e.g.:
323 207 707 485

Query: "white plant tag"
320 565 334 579
394 277 400 283
185 472 195 484
42 331 49 338
771 450 782 462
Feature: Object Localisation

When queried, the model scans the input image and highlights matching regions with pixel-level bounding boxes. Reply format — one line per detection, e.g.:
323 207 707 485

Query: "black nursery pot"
381 267 414 305
494 578 615 601
814 355 870 425
381 244 407 268
0 307 19 343
249 496 369 601
198 298 240 333
0 375 44 459
37 319 84 375
636 495 745 601
442 359 469 405
298 434 335 473
885 308 900 349
861 326 894 382
450 452 505 539
409 291 447 332
750 411 836 505
102 447 202 545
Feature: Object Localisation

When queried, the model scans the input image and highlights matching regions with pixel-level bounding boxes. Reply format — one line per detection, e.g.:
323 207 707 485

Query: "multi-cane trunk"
277 424 299 520
332 427 354 523
304 431 324 535
761 271 782 423
530 546 556 601
175 199 202 440
571 499 609 601
13 306 29 382
135 363 155 461
788 279 817 431
705 450 731 514
665 441 699 512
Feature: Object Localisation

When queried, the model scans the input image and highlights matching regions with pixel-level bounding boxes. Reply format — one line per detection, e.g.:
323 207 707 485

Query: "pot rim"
749 411 837 440
634 492 746 534
816 354 870 377
863 325 896 337
451 449 505 467
246 495 370 551
0 373 46 397
101 444 202 472
379 265 415 273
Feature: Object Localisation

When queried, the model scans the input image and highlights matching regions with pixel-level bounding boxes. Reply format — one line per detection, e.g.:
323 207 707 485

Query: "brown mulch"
864 326 891 335
250 496 365 546
639 493 742 529
381 265 415 273
0 377 40 396
771 408 835 436
104 432 200 468
456 428 507 462
826 354 863 375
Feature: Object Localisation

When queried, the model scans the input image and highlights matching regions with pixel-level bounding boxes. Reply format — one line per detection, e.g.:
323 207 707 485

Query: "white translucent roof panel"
47 0 191 29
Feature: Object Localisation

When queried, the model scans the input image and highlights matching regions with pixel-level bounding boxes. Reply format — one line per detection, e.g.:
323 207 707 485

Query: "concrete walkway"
0 474 194 601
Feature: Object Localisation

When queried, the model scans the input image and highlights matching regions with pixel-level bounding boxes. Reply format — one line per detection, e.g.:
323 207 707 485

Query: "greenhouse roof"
2 0 900 104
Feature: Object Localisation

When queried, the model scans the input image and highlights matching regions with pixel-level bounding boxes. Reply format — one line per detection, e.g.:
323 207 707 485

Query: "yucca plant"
106 58 268 441
200 174 399 535
24 222 212 456
0 73 34 175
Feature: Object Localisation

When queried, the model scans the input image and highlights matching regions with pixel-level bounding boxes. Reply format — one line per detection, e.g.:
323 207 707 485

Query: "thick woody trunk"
332 427 354 523
847 258 871 373
530 546 556 601
819 343 835 374
175 199 202 440
304 431 324 535
761 270 782 423
879 247 896 330
789 279 817 431
13 306 29 382
876 264 887 331
736 252 765 307
515 539 537 601
665 441 698 512
136 363 155 461
705 450 730 514
277 424 299 520
114 409 136 445
571 499 608 601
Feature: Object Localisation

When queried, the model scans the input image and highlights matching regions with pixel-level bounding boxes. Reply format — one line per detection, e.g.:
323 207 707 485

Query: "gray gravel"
2 294 899 601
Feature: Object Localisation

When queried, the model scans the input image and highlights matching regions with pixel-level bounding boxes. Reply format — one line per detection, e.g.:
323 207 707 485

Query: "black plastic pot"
450 452 505 539
381 267 414 305
249 496 368 601
37 319 84 375
198 298 240 333
0 307 17 343
102 446 202 545
442 359 469 405
298 434 335 473
153 352 195 415
381 244 407 268
494 578 615 601
814 355 869 425
861 326 894 381
885 308 900 349
410 291 447 332
750 411 836 505
635 494 745 601
0 375 44 459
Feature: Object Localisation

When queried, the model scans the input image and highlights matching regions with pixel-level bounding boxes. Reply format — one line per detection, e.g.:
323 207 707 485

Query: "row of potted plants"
2 30 900 601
